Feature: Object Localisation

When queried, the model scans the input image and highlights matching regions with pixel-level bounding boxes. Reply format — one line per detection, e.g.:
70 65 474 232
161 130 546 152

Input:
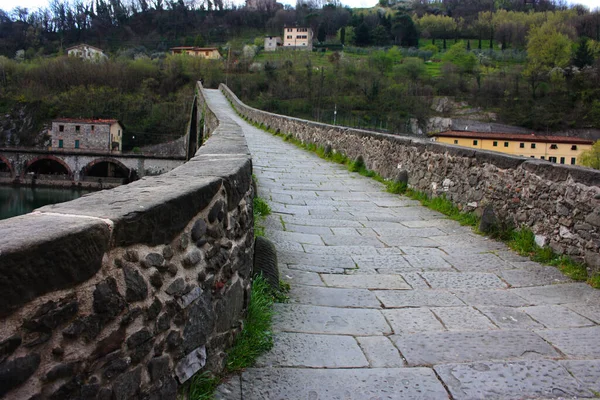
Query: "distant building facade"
67 44 108 61
264 36 282 51
170 47 222 59
50 119 123 153
283 27 313 50
434 131 593 165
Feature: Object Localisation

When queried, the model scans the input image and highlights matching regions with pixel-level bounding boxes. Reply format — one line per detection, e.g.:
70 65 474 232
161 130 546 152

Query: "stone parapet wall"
220 83 600 273
0 81 254 399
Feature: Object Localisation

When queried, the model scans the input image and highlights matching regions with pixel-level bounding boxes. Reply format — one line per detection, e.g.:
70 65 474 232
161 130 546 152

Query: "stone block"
175 345 206 384
382 308 445 333
37 176 222 246
356 336 404 368
0 214 110 317
255 332 368 368
321 274 410 290
288 285 380 309
123 266 148 303
112 365 142 400
241 367 448 399
435 360 592 400
392 330 559 366
537 326 600 358
0 353 41 396
374 290 463 308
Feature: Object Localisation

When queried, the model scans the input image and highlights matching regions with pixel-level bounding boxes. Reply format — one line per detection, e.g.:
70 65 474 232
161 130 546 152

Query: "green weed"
226 275 275 373
187 275 276 398
588 274 600 289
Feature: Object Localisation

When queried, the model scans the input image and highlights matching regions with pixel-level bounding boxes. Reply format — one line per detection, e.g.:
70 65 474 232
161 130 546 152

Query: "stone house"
264 36 282 51
434 131 593 165
67 44 108 61
50 118 123 153
283 27 313 50
170 47 222 59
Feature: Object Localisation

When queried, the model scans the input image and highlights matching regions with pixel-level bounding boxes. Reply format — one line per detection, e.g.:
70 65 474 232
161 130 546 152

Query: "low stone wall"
0 81 254 399
221 84 600 274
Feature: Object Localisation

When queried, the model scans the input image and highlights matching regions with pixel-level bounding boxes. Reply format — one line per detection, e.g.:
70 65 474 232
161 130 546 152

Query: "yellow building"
434 131 593 165
283 27 313 50
170 47 222 59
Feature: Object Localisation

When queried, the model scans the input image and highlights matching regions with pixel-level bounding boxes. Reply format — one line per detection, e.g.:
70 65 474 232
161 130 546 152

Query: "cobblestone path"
205 89 600 399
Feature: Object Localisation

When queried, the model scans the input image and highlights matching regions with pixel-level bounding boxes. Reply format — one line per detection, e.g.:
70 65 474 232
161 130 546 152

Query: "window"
571 157 576 165
504 142 509 147
493 141 498 147
531 143 536 149
519 143 525 148
473 140 478 146
560 157 565 164
118 130 121 137
91 125 95 132
550 144 558 149
287 35 292 39
530 156 535 158
58 139 63 148
549 156 557 163
75 140 79 149
541 156 545 160
59 125 64 132
571 145 578 150
75 125 80 132
454 140 458 144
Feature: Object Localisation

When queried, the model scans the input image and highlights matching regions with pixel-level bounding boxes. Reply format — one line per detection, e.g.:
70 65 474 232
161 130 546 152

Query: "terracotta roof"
434 131 594 145
53 118 119 125
170 47 219 51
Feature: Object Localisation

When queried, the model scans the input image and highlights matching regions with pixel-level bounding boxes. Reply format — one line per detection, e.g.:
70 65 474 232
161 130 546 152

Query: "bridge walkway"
204 89 600 399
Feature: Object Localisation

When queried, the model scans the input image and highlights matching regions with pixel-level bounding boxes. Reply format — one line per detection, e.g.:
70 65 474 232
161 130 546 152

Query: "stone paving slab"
398 273 431 289
382 308 446 333
320 234 384 247
564 303 600 324
303 244 380 256
522 305 596 328
431 307 497 331
560 360 600 393
435 360 593 399
273 304 392 335
442 253 514 272
375 236 441 248
392 330 560 366
374 290 464 308
421 272 507 290
498 266 572 287
403 254 454 270
288 284 381 308
280 267 325 287
286 264 346 274
477 306 544 330
241 368 449 400
278 250 355 269
279 216 364 227
452 290 531 307
511 283 600 305
351 254 414 271
283 223 332 235
537 326 600 358
255 332 368 368
356 336 405 368
266 230 324 245
322 274 411 290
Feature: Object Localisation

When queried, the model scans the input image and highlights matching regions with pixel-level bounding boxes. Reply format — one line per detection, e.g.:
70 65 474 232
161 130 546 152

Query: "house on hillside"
434 131 593 165
264 36 282 51
170 47 222 59
50 119 123 153
67 44 108 61
283 27 313 50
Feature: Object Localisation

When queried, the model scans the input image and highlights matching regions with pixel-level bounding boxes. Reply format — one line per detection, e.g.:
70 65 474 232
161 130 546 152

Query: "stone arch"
0 155 13 176
23 155 73 178
81 158 138 182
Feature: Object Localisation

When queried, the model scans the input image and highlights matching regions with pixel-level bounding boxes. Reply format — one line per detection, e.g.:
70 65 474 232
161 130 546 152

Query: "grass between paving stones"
187 275 288 399
253 194 271 238
236 108 600 289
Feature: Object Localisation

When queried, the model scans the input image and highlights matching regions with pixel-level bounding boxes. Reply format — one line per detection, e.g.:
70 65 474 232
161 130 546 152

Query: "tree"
317 23 326 43
524 22 573 97
392 14 419 47
354 22 371 46
579 140 600 169
371 25 390 46
442 42 477 74
574 37 594 68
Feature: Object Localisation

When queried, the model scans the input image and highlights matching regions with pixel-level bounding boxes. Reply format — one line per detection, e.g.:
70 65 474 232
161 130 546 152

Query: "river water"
0 186 94 220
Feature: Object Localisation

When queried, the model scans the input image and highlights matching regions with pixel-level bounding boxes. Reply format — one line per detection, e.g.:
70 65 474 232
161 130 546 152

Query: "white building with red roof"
50 118 123 153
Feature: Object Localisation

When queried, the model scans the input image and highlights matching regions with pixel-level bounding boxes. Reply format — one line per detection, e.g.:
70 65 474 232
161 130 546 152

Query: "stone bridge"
0 148 186 186
0 81 599 400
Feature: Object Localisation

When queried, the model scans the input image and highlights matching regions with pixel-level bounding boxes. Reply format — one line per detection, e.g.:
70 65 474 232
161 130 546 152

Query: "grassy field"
418 38 500 50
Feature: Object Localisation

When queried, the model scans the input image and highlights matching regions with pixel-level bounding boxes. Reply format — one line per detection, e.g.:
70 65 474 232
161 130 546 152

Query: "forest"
1 0 600 150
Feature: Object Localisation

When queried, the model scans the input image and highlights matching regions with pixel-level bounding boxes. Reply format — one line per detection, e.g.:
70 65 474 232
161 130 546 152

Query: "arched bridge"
0 148 185 186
